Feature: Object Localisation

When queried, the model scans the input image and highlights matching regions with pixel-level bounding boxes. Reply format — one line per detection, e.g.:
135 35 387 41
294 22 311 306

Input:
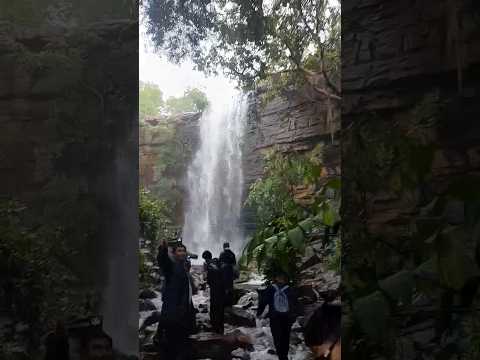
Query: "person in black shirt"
257 271 300 360
202 250 226 334
157 240 194 359
219 242 236 266
219 243 237 307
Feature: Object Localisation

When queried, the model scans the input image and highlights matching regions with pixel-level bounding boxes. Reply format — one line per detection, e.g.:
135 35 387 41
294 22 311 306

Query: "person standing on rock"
219 242 237 308
257 271 300 360
219 242 236 266
157 240 194 359
202 250 226 334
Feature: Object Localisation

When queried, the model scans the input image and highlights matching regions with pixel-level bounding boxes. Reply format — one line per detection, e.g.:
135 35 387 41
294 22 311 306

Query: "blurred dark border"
342 0 480 358
0 1 139 357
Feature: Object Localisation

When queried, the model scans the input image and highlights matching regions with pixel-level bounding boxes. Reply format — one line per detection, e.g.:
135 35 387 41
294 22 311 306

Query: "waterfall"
182 90 248 257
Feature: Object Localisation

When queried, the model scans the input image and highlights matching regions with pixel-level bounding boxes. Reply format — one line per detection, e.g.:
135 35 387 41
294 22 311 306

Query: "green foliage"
245 148 322 227
242 148 340 280
139 187 170 242
327 237 341 273
166 88 209 114
343 94 480 357
143 0 340 93
140 81 164 119
0 0 136 26
0 200 95 342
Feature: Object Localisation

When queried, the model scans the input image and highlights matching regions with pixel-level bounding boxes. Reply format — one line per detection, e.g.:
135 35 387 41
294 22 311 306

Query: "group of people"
149 239 340 360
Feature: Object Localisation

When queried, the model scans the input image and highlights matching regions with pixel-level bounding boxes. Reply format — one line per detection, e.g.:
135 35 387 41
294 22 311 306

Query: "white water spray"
182 89 248 257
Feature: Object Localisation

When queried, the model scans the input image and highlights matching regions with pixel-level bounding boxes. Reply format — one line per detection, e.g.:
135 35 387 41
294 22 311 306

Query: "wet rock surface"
139 289 158 300
139 251 340 359
225 306 257 328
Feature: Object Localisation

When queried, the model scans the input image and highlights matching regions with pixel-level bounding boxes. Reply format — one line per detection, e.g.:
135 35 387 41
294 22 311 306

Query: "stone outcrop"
242 87 341 235
139 112 201 224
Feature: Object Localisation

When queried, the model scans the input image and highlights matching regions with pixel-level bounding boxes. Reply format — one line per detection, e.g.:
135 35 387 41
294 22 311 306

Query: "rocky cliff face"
139 112 201 224
242 87 341 235
139 87 340 236
342 0 480 357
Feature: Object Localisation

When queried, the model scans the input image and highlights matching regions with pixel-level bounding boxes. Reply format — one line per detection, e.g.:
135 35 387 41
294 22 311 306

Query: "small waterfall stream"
182 90 248 256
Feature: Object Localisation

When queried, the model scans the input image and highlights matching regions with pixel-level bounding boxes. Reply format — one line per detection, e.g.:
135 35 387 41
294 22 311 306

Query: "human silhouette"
257 271 300 360
202 250 226 334
157 240 194 359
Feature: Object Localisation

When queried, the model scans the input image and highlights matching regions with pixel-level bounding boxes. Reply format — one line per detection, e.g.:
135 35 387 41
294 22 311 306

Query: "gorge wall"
0 20 138 355
139 87 340 239
139 112 201 226
241 87 341 235
342 0 480 357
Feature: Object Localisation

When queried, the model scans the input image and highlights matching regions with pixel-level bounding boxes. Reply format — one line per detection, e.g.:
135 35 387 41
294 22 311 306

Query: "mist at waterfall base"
182 87 248 260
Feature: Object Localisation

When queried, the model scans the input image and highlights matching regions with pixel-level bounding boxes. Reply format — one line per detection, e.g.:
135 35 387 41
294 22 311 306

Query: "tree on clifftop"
142 0 340 98
166 88 209 114
139 81 164 119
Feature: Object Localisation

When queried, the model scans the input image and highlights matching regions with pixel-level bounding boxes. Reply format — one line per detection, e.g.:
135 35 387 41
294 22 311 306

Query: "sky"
139 0 339 100
139 23 235 100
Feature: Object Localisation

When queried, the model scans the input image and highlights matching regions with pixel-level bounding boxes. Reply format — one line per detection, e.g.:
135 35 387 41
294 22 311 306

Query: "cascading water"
182 90 248 257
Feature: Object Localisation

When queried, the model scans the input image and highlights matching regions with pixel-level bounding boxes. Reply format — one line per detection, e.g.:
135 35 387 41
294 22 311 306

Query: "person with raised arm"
157 240 194 359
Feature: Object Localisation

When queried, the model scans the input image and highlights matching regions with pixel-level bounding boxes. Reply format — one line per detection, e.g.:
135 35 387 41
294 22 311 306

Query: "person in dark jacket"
219 242 236 266
157 240 194 360
256 271 300 360
219 243 237 307
202 250 226 334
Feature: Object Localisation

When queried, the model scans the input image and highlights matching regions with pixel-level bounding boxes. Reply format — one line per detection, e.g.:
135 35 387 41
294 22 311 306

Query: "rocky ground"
138 238 340 360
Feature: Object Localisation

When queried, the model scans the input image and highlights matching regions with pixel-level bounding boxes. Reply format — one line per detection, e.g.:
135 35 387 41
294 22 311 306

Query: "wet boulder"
236 292 258 309
299 254 322 271
139 288 158 300
139 299 157 312
224 306 256 327
198 303 209 313
297 284 318 306
233 288 250 304
191 331 253 360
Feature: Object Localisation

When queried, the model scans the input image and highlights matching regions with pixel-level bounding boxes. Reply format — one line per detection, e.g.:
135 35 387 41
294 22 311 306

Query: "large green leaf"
287 227 305 251
253 244 265 259
298 218 314 234
379 270 414 305
322 206 336 226
325 177 341 191
264 235 278 252
277 235 289 252
436 225 480 290
353 291 391 341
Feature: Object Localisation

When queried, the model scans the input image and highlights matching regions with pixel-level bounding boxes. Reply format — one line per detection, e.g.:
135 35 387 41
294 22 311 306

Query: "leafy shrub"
242 147 340 280
0 200 95 347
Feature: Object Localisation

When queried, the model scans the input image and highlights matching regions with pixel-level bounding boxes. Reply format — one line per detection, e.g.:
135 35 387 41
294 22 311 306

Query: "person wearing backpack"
256 271 300 360
202 250 226 334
